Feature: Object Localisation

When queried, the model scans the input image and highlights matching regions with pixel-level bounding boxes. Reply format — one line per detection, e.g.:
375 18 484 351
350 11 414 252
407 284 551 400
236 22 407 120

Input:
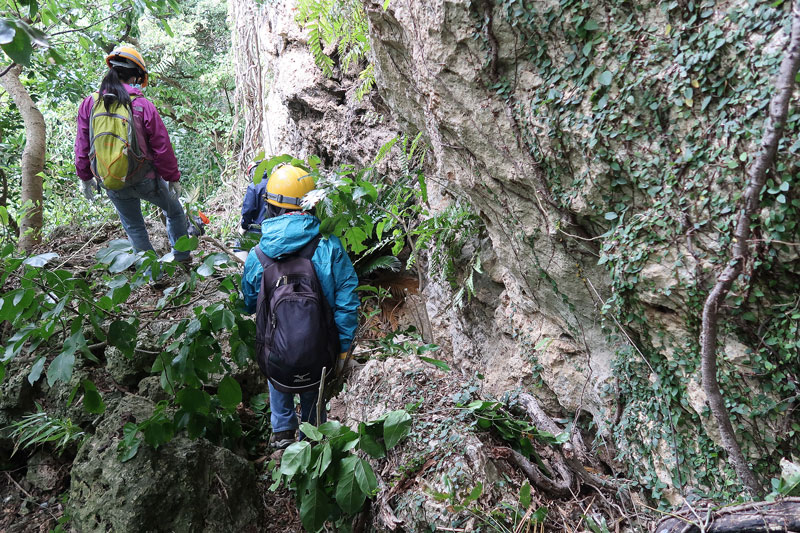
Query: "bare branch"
49 7 132 37
0 63 16 77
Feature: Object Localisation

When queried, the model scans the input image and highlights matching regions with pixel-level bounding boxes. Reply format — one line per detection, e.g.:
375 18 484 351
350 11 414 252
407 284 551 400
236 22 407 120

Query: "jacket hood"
258 213 320 259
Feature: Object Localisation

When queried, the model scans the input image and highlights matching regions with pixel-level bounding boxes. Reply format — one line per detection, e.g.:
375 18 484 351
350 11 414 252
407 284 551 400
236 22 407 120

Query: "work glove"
168 181 182 198
80 179 97 201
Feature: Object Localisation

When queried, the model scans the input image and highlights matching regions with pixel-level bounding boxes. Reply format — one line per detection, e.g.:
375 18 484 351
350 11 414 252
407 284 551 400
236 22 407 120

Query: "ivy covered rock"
69 395 260 532
357 0 800 499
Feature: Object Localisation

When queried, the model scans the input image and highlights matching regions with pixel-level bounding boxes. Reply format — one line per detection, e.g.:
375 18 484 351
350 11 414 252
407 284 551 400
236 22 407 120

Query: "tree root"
497 393 632 507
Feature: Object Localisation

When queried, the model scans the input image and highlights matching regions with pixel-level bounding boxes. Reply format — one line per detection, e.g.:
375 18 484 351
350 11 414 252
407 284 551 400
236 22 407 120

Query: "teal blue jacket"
241 212 360 352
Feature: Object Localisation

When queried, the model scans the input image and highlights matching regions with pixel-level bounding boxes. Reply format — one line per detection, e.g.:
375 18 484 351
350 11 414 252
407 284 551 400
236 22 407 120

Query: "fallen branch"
654 498 800 533
699 3 800 496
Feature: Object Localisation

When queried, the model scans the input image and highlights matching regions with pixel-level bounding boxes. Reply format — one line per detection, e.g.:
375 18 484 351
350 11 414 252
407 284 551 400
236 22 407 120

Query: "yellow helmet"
105 46 149 87
265 165 315 209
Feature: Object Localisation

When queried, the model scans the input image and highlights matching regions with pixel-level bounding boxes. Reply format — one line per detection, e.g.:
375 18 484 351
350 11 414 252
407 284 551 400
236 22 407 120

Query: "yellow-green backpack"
88 93 148 190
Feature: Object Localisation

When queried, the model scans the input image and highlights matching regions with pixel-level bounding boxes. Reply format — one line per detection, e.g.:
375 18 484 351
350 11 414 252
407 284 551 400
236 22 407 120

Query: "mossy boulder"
68 395 261 532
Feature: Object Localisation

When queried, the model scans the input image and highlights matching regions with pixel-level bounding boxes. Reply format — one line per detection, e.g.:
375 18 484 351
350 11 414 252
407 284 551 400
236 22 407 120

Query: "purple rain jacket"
75 84 180 183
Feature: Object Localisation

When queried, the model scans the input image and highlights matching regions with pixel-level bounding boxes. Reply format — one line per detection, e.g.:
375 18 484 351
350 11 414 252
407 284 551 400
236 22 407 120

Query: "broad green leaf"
143 420 174 448
1 22 31 65
358 421 385 458
108 320 137 357
174 236 199 252
418 356 450 371
280 441 312 476
598 70 613 86
335 456 366 514
197 263 214 277
23 252 58 267
300 421 323 441
383 410 412 449
177 387 211 414
216 376 242 410
27 356 45 385
82 379 106 414
110 283 131 306
46 344 77 386
353 458 378 495
108 252 138 273
210 309 235 331
299 482 333 532
17 21 47 47
313 442 332 478
345 226 368 254
0 363 5 383
0 20 15 44
317 420 344 436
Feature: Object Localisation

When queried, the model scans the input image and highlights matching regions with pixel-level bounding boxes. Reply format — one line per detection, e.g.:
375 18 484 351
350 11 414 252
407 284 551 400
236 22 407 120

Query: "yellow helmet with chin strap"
105 46 149 87
265 164 315 209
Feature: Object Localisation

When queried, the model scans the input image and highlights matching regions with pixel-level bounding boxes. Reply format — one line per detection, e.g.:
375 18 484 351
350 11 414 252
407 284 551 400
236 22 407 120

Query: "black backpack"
253 235 340 393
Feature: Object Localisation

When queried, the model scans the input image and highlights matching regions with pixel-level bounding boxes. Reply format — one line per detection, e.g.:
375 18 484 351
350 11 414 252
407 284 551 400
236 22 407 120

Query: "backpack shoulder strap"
253 246 274 268
296 235 322 260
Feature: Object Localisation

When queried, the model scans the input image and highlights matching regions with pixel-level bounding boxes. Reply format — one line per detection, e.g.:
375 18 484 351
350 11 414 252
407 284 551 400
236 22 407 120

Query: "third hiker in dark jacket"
241 164 359 449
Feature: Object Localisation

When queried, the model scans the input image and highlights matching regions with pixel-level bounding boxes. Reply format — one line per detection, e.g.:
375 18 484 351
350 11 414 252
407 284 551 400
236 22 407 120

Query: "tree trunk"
699 4 800 497
655 499 800 533
0 65 45 251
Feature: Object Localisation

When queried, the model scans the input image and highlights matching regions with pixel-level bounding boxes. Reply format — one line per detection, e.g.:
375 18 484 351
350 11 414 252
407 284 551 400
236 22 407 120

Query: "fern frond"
357 255 402 276
355 64 376 100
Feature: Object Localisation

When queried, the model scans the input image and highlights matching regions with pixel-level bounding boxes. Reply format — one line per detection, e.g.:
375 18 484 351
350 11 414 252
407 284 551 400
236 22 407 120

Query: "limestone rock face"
69 395 260 533
363 0 619 425
236 0 399 168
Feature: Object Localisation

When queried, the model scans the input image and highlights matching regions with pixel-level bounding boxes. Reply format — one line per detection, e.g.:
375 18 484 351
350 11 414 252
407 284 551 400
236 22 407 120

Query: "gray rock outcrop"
69 395 260 533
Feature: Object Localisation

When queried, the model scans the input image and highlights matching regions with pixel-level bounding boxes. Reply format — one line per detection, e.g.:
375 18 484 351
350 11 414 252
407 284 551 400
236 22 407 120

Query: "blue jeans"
269 382 326 435
105 178 190 261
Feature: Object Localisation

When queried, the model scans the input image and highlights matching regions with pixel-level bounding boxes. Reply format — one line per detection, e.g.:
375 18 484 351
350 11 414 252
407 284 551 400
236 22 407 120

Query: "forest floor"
1 217 653 532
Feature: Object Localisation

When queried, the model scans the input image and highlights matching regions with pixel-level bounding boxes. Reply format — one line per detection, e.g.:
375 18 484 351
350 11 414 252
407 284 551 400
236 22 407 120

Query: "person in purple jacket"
75 46 190 264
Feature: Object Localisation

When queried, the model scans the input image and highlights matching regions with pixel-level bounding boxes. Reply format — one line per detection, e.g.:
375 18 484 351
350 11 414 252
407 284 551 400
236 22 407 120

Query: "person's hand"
80 179 96 201
168 181 182 198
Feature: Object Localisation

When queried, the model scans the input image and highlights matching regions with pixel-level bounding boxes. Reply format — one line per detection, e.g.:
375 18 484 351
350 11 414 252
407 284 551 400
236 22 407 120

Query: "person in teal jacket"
241 164 359 449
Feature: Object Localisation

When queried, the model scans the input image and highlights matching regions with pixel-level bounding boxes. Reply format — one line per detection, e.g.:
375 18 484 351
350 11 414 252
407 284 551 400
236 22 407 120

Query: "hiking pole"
316 366 326 427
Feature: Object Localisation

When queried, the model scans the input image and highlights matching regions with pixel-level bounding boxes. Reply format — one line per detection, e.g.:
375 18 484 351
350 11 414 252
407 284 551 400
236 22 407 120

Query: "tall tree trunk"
0 65 45 251
699 3 800 497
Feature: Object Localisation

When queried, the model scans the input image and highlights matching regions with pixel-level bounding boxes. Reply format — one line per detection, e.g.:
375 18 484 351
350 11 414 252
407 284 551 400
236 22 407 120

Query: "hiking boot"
270 430 296 450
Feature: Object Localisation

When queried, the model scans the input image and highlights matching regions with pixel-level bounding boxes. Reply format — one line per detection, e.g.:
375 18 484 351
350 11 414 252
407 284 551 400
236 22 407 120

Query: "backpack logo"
87 93 151 190
253 235 340 393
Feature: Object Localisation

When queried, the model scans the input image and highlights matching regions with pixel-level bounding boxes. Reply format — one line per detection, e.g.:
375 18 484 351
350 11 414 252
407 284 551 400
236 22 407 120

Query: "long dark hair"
99 66 141 111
